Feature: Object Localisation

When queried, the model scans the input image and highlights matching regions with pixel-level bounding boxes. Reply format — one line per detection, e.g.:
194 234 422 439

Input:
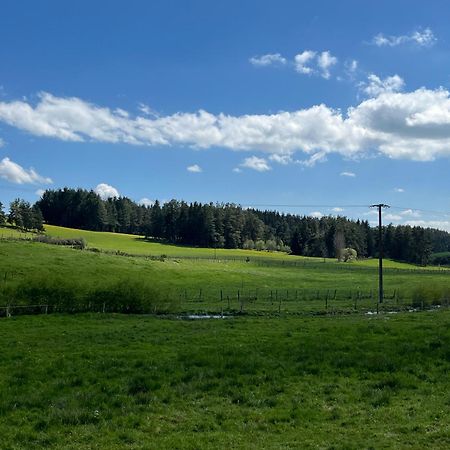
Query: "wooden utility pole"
370 204 390 305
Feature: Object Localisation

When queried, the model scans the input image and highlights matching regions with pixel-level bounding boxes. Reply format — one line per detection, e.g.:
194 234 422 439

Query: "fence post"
6 306 11 318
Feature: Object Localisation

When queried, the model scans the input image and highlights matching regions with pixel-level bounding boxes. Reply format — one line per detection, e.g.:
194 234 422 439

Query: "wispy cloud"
239 156 271 172
372 28 436 47
394 187 405 193
94 183 119 200
187 164 202 173
249 53 287 67
400 209 421 218
340 171 356 177
0 157 53 184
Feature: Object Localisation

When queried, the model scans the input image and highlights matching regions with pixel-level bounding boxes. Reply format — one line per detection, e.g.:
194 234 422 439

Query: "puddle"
181 314 230 320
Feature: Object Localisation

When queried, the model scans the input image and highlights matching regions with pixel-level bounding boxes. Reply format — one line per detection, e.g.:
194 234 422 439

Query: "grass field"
1 224 447 271
1 312 450 449
1 232 450 314
1 225 450 448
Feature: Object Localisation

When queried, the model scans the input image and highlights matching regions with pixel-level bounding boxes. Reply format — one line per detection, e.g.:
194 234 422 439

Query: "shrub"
33 235 86 250
13 276 83 311
86 279 170 314
411 285 445 308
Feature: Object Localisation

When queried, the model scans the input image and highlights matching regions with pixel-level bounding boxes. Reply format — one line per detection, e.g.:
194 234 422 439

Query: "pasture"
1 312 450 449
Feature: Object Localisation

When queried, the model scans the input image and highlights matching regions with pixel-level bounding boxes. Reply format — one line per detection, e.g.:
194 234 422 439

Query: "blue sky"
1 0 450 229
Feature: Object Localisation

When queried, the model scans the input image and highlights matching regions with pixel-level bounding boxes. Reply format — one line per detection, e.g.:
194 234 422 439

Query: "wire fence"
1 287 448 318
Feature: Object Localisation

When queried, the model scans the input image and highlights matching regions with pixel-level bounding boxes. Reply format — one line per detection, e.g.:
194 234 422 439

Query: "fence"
1 286 448 318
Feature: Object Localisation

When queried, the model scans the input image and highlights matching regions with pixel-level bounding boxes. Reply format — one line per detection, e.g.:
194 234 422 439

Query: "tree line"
23 188 448 265
0 199 44 232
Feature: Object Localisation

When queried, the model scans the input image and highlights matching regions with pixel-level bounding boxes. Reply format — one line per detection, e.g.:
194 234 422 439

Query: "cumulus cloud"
340 171 356 177
294 50 337 78
331 207 344 212
94 183 119 200
187 164 202 173
249 53 287 67
35 189 45 197
138 197 155 207
5 89 450 163
239 156 271 172
294 50 316 74
0 157 53 184
309 211 323 218
372 28 436 47
317 51 338 79
361 74 405 97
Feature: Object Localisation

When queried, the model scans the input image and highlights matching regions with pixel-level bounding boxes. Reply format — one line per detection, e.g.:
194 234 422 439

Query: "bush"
411 285 447 308
13 276 83 311
86 279 170 314
33 235 86 250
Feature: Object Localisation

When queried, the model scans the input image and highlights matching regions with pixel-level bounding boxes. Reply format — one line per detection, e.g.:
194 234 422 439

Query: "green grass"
1 238 450 314
1 312 450 448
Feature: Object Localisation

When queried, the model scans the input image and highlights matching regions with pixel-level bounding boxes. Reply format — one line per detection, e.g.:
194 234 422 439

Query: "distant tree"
339 248 357 262
8 199 23 229
0 201 6 225
31 205 44 231
333 230 346 260
243 239 255 250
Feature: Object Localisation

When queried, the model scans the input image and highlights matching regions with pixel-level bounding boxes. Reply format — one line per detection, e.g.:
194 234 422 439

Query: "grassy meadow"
1 226 450 448
1 312 450 449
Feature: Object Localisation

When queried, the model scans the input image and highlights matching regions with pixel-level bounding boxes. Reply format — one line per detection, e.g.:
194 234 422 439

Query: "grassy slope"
1 224 443 270
1 312 450 449
1 239 450 313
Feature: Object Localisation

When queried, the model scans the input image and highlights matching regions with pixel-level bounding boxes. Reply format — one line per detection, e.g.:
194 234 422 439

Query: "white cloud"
405 220 450 232
269 153 294 165
240 156 271 172
331 207 344 212
0 157 53 184
249 53 287 67
94 183 119 200
400 209 421 218
372 28 436 47
317 51 338 79
232 167 242 173
384 213 402 221
6 89 450 163
187 164 202 173
361 74 405 97
138 197 155 207
340 171 356 177
309 211 323 218
394 187 405 193
346 59 358 73
35 189 45 197
138 103 160 118
294 50 316 74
